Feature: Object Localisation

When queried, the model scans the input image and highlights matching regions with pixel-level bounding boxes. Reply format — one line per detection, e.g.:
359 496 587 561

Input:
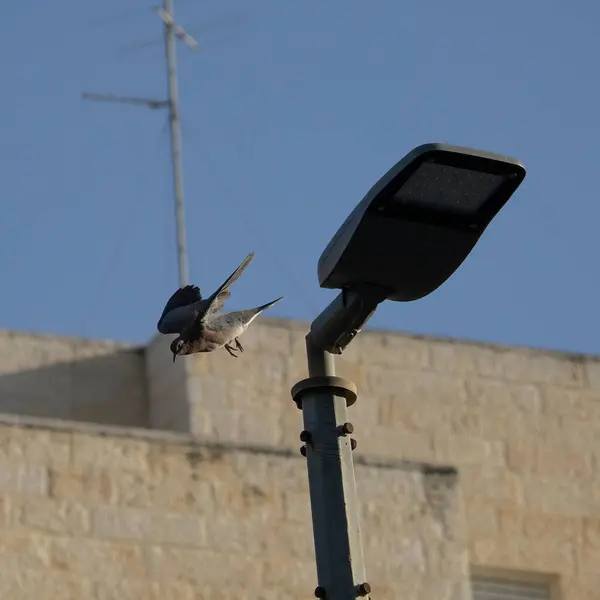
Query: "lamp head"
318 143 526 302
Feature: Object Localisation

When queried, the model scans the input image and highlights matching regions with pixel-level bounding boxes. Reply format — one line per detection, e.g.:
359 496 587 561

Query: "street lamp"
291 143 526 600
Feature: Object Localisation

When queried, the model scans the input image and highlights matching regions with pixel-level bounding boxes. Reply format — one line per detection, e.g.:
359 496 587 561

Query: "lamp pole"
290 143 527 600
293 335 370 600
291 289 383 600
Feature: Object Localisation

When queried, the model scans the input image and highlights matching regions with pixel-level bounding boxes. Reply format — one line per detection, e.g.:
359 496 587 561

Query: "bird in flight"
157 251 255 337
170 296 283 361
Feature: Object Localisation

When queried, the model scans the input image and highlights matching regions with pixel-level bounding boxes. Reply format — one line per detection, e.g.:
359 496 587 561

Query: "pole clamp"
291 376 357 410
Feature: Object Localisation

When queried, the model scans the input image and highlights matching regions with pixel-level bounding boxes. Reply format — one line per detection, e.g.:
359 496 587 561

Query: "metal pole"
163 0 190 287
291 333 371 600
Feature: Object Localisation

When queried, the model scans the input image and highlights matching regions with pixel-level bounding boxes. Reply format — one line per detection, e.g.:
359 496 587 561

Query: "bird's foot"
234 337 244 353
224 344 238 358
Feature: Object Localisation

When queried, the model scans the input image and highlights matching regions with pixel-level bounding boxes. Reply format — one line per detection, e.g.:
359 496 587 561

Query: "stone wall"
152 318 600 600
0 331 148 427
1 319 599 598
0 415 469 600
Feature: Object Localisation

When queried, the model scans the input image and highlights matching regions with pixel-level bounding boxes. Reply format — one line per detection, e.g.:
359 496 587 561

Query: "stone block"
544 387 600 422
522 512 582 544
109 467 214 513
18 498 90 535
505 436 537 473
429 341 502 378
584 358 600 390
366 367 467 407
466 378 542 413
495 508 522 537
0 531 53 568
204 352 287 394
463 505 498 538
360 425 435 462
469 535 521 571
71 434 151 472
434 434 505 468
582 517 600 548
334 357 367 389
534 438 594 477
348 392 381 427
270 521 315 561
4 428 71 467
146 547 264 588
91 506 206 545
237 321 294 356
518 537 576 573
51 465 116 505
282 490 312 524
388 396 453 433
355 332 431 369
93 580 158 600
578 517 600 572
231 453 305 496
50 537 147 580
237 409 284 447
460 467 523 510
358 466 426 513
186 375 228 411
523 475 595 516
560 575 600 600
0 460 49 496
498 352 584 387
261 559 315 590
0 568 93 600
430 340 585 387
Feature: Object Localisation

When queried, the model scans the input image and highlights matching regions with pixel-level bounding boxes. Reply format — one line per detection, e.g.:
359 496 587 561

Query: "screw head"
341 422 354 435
350 438 357 451
300 445 307 457
357 582 371 596
314 586 326 598
300 430 312 443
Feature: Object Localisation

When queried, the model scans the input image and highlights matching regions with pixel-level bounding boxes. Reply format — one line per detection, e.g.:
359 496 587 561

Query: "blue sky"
2 0 599 355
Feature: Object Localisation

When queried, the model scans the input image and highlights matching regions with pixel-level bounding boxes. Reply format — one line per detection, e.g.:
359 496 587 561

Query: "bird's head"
170 337 186 362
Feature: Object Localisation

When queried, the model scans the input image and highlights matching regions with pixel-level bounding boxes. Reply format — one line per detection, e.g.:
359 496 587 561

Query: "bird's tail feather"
233 296 284 329
254 296 284 314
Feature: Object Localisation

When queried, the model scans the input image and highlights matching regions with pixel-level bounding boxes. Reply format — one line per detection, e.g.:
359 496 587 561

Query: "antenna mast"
83 0 198 287
160 0 189 287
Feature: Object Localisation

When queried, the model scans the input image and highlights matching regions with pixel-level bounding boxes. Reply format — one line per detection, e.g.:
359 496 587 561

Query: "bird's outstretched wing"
206 288 231 314
157 284 202 328
181 252 255 340
204 251 254 316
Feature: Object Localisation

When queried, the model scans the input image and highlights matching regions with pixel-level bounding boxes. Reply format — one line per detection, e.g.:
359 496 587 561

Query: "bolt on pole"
291 333 371 600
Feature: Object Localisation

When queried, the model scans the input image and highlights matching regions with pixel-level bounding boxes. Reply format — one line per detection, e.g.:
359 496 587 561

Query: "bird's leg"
234 337 244 353
224 343 238 358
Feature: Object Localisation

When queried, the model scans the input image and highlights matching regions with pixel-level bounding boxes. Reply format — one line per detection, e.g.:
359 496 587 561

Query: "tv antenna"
83 1 198 287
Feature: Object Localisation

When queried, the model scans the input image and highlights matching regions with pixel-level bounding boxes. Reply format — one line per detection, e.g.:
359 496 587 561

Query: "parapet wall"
0 330 148 427
0 415 470 600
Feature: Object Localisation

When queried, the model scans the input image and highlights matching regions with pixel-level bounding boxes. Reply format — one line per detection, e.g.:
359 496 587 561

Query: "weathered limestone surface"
0 417 469 600
1 318 599 598
162 319 600 600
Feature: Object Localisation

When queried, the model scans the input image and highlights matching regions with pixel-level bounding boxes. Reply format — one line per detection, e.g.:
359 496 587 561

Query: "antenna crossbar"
82 92 168 110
